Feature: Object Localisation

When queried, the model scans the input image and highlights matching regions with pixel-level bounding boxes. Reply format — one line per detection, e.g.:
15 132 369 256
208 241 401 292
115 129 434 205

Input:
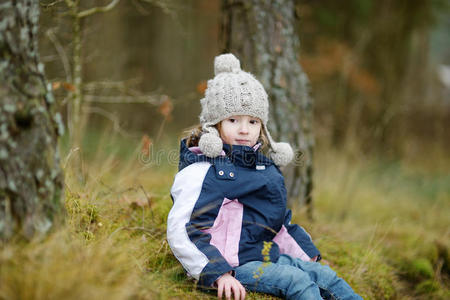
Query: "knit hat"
198 53 294 166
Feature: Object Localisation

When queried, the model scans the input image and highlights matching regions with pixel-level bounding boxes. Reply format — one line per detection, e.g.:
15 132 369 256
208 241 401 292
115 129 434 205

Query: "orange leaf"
196 80 207 94
52 81 61 90
141 134 152 156
158 96 173 118
62 82 76 92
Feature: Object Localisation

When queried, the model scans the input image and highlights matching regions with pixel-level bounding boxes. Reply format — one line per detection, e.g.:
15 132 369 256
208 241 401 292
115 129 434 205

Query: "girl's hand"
216 272 246 300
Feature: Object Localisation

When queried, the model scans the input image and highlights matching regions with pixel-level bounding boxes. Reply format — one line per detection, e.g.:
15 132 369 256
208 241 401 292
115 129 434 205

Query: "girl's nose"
239 122 249 134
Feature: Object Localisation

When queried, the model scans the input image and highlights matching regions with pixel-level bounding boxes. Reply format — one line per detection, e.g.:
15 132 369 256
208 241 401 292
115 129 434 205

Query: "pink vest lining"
273 225 311 261
202 198 243 267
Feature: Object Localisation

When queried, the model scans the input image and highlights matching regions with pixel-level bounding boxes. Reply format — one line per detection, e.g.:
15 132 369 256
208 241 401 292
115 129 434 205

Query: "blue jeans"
234 254 363 300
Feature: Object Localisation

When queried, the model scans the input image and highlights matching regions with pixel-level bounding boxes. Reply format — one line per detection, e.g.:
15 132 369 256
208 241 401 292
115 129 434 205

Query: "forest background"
1 0 449 299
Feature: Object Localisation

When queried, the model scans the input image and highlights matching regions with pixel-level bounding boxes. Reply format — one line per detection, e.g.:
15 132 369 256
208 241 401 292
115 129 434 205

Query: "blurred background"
39 0 450 162
2 1 447 299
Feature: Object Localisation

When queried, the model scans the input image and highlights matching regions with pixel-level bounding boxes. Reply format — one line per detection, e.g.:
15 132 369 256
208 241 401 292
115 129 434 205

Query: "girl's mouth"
235 139 250 144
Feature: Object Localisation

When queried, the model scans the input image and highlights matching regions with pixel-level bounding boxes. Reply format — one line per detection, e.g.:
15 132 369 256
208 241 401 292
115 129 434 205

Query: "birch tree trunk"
221 0 315 219
0 0 65 240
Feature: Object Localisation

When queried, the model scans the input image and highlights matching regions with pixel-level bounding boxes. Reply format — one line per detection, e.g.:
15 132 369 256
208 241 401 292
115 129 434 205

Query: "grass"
308 147 450 299
0 129 449 299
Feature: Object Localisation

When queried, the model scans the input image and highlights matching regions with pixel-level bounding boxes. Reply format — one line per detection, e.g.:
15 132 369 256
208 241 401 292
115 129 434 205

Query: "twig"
122 226 156 235
154 116 167 143
98 179 115 193
84 95 160 105
46 28 72 82
40 0 64 9
40 54 60 62
139 184 154 221
82 106 141 138
63 147 80 169
83 78 142 92
139 0 179 17
64 0 75 9
132 0 151 15
77 0 121 18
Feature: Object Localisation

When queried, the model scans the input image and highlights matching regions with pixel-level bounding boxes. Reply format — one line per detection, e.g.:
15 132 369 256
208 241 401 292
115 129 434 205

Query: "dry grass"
307 144 450 299
1 130 449 299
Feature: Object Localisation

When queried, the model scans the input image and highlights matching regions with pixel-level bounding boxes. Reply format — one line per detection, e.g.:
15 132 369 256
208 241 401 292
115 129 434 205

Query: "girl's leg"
277 255 363 300
234 260 322 300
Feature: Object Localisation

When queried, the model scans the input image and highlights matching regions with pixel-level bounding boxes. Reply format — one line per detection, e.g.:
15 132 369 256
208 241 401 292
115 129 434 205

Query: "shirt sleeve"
167 162 233 287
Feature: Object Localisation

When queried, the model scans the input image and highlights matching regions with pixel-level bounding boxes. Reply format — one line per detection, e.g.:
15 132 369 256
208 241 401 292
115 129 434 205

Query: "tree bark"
0 0 65 240
220 0 315 219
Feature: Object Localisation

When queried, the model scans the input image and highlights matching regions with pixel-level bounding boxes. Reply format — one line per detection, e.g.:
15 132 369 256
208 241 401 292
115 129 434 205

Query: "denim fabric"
234 254 363 300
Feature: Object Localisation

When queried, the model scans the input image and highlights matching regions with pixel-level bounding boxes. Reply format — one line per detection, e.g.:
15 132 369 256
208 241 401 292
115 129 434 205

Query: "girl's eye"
250 119 259 125
228 118 236 123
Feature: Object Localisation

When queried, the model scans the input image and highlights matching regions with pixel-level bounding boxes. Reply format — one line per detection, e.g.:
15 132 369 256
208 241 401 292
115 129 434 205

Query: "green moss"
415 279 439 294
315 235 396 299
412 258 434 279
397 257 434 283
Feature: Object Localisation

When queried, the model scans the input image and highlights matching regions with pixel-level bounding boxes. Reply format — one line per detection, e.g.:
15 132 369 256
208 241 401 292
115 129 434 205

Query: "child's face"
219 115 261 147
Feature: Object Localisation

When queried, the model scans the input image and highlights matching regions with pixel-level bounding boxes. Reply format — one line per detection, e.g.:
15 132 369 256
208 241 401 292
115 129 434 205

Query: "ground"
0 131 448 299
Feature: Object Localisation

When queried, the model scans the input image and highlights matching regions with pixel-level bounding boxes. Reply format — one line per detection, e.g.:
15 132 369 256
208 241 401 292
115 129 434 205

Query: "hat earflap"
198 124 223 158
265 127 294 167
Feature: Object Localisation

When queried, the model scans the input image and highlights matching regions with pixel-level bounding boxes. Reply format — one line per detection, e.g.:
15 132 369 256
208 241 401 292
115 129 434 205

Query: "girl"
167 54 362 300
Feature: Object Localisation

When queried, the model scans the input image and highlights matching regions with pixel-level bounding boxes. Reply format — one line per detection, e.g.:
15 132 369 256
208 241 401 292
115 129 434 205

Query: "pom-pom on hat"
198 53 294 166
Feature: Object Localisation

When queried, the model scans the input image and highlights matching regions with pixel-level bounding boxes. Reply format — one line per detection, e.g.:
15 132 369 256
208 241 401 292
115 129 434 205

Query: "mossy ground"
1 130 448 299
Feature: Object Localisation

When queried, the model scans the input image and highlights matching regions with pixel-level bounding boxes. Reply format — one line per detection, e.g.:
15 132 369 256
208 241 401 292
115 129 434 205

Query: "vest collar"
222 143 273 168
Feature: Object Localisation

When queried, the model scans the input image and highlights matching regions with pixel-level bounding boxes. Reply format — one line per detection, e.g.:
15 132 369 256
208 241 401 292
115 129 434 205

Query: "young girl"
167 54 362 300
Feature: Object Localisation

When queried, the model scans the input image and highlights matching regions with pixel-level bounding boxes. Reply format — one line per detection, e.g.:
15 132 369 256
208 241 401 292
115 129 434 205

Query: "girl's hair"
183 121 268 149
184 124 203 148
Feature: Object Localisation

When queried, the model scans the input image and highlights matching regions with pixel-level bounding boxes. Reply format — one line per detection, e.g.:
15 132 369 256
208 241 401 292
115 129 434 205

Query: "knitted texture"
198 53 293 166
200 54 269 126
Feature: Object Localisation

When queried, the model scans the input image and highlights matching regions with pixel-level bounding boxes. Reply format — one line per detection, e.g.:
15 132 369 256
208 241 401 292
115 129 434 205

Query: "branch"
46 29 72 82
83 78 145 96
84 95 161 105
39 0 64 9
82 106 141 138
137 0 182 30
77 0 120 18
139 0 174 14
63 0 75 9
83 79 142 90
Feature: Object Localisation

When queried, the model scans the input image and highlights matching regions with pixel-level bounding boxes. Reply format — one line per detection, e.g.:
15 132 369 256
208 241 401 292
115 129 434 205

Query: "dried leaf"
62 82 76 92
158 96 173 118
141 134 152 156
349 68 380 95
52 81 61 90
196 80 207 94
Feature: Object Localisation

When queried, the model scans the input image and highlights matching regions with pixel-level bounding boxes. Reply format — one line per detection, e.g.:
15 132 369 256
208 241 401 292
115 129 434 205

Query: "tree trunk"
0 0 65 240
220 0 315 219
